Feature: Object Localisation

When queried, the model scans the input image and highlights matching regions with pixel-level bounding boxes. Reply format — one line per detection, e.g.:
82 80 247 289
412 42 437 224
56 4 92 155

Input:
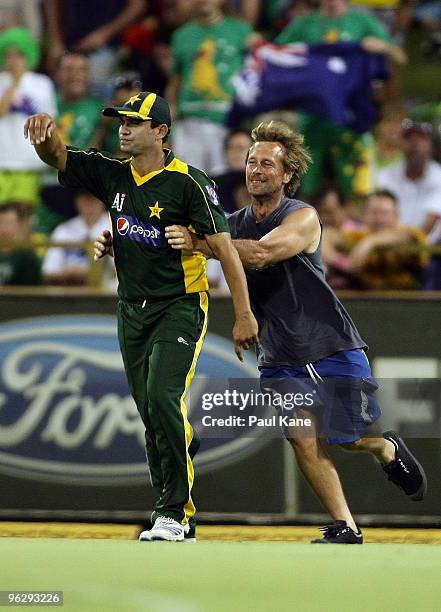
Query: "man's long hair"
250 121 312 197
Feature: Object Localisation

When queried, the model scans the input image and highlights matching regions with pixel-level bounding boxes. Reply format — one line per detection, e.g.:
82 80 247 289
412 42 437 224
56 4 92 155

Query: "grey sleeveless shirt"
228 197 366 367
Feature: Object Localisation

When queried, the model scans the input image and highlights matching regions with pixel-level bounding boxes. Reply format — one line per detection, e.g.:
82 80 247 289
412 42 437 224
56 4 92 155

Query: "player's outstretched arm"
206 233 258 362
24 113 67 171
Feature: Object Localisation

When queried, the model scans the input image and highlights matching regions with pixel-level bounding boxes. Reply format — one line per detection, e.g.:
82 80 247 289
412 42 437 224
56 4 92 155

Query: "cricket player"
125 120 426 544
24 92 258 543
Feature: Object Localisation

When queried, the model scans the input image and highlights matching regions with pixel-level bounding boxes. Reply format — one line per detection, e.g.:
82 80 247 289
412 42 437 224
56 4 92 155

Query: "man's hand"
165 225 213 257
165 225 194 251
24 113 56 146
24 112 67 171
233 312 259 362
94 230 113 261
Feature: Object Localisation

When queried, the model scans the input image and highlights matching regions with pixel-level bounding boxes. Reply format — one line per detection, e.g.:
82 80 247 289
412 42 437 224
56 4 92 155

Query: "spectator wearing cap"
377 119 441 240
0 26 56 211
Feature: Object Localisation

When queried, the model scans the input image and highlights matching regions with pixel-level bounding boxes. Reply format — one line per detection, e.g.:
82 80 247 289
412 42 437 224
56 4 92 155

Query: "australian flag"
228 42 389 134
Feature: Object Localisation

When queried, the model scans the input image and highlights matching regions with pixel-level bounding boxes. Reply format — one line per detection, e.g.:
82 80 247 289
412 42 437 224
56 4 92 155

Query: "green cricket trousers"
117 291 209 528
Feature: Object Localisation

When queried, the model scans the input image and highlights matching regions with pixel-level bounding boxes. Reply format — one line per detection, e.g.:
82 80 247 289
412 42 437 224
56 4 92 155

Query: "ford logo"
0 316 268 485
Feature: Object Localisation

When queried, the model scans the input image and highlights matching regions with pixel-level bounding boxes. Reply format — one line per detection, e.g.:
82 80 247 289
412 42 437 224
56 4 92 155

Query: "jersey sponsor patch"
206 185 220 206
116 215 161 246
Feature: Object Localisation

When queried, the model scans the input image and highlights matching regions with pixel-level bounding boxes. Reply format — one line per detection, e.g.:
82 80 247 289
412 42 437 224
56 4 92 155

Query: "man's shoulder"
281 197 314 214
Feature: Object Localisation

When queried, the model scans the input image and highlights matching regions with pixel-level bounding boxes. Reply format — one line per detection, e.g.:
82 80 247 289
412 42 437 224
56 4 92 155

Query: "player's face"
246 142 290 199
119 117 161 154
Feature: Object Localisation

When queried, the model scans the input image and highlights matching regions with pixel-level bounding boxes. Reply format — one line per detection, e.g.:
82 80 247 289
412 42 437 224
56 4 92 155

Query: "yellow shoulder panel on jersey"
166 158 218 233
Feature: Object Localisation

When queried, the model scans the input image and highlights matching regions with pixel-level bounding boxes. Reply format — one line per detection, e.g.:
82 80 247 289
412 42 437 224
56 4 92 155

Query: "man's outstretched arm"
165 207 321 268
24 112 67 171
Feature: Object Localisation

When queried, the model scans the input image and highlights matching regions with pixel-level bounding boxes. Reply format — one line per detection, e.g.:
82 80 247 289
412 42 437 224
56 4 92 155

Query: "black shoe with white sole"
382 431 427 501
311 521 363 544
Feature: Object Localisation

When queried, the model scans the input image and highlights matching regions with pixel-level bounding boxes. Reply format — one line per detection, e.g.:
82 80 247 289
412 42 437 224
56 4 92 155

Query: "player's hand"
165 225 194 251
233 311 259 362
24 113 56 145
94 230 113 261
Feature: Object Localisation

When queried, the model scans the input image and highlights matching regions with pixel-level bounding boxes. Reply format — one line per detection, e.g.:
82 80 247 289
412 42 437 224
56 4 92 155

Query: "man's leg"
287 418 358 533
146 292 208 529
339 423 395 463
117 301 164 493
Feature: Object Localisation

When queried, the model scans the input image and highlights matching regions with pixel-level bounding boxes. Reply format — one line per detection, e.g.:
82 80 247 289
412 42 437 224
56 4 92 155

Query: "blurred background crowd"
1 0 441 292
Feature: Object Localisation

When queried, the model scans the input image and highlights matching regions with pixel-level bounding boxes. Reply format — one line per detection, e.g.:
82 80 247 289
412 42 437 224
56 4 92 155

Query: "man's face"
402 132 433 164
0 209 21 243
193 0 224 17
246 142 290 199
118 117 162 155
364 195 398 232
226 132 252 171
320 0 347 14
57 55 89 100
5 47 27 75
316 191 344 228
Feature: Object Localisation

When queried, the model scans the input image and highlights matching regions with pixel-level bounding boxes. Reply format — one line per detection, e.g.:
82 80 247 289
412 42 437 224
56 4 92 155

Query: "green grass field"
1 538 441 611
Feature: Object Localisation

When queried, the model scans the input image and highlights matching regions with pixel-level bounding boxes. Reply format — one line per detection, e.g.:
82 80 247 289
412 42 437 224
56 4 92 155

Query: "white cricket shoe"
139 516 185 542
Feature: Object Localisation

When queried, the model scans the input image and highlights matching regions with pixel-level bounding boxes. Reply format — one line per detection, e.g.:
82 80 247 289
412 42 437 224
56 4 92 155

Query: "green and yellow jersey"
59 147 229 301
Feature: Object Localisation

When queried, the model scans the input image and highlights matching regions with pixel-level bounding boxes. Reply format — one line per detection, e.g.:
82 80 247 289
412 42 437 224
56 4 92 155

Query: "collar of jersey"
130 149 175 186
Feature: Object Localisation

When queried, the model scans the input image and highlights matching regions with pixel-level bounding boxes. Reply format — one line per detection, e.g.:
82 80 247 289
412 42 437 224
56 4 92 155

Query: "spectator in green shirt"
275 0 406 201
0 203 41 286
166 0 261 175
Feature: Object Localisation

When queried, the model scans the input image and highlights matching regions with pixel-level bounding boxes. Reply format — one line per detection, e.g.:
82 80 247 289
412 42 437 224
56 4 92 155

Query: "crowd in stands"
0 0 441 291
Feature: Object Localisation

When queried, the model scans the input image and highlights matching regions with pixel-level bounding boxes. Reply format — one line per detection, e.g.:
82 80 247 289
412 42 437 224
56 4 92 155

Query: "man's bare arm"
204 232 258 361
232 208 320 268
166 208 321 268
24 113 67 171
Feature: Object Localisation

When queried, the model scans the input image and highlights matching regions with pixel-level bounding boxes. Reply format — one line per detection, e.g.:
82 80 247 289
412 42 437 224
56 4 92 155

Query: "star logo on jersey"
127 94 142 106
148 201 164 219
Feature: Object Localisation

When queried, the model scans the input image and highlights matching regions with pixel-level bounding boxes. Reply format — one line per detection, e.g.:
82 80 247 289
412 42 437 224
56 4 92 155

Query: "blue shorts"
259 349 381 444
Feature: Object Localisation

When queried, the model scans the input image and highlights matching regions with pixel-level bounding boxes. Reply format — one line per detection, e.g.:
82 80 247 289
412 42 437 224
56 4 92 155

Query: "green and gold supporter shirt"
171 17 253 124
59 147 229 301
